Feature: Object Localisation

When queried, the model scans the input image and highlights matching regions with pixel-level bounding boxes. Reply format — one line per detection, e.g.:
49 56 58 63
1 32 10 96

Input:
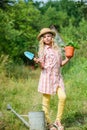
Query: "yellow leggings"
42 87 66 123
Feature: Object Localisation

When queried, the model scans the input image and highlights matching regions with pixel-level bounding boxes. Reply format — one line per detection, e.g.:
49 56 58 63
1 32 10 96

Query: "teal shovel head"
24 51 34 60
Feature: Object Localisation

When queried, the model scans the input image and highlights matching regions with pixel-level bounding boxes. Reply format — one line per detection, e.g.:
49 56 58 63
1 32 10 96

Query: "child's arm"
61 57 71 66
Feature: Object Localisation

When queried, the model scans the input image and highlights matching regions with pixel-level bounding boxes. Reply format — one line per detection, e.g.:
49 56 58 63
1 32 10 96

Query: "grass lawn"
0 58 87 130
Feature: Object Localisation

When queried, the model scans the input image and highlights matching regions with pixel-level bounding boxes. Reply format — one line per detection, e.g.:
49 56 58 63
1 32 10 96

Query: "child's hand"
61 56 71 66
33 58 39 63
66 56 71 61
34 58 44 69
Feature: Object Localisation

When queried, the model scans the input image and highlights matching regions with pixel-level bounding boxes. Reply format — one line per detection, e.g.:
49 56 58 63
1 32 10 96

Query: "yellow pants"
42 87 66 123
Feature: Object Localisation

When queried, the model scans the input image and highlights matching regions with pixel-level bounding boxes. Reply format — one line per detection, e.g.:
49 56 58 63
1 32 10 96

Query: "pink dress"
38 45 65 95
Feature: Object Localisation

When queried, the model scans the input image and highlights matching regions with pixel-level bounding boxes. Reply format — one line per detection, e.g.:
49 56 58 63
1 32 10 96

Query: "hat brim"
37 30 56 40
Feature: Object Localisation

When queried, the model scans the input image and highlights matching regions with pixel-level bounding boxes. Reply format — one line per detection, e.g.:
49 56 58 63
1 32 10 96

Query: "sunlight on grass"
0 58 87 130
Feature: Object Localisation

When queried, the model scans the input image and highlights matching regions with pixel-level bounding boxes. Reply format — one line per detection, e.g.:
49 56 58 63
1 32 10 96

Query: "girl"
34 28 71 130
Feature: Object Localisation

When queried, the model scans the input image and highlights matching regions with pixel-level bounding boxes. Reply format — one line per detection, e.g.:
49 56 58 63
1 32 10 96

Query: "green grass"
0 57 87 130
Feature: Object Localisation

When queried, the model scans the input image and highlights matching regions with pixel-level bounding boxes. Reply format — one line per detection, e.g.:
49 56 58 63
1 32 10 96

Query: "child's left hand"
66 56 71 61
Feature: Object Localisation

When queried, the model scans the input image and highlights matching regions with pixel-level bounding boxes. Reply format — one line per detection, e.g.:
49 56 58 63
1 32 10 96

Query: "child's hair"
38 37 61 58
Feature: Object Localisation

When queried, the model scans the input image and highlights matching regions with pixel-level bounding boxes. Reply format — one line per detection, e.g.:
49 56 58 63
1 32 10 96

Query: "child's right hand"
33 58 39 63
34 58 44 69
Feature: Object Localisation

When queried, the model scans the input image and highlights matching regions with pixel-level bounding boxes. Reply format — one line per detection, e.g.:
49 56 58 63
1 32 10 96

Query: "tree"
0 0 16 9
0 1 41 63
40 6 69 30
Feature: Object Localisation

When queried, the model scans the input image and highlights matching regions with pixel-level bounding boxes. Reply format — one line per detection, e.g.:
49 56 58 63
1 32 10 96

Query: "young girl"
34 28 71 130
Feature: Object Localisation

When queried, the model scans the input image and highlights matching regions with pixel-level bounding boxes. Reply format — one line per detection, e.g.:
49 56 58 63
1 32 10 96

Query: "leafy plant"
66 41 79 49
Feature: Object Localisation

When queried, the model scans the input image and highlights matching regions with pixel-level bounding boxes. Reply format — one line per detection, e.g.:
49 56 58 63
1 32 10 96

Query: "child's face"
43 33 53 46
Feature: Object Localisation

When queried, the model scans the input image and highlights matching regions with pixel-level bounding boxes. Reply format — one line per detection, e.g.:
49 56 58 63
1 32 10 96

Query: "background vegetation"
0 0 87 130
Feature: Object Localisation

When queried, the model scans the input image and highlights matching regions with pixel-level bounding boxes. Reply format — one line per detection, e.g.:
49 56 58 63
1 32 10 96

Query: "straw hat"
37 28 56 40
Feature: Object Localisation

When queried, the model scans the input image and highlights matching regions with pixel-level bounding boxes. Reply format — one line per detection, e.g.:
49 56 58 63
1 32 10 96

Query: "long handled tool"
7 104 29 128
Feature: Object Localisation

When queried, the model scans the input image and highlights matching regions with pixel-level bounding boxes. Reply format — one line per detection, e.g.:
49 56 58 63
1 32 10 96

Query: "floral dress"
38 45 65 95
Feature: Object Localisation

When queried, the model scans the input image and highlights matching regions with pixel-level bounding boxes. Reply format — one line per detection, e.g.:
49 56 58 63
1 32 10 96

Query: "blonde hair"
38 37 61 58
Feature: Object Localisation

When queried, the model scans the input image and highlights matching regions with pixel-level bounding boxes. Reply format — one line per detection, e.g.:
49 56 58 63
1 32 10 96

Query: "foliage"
0 1 41 63
66 41 79 49
0 1 87 130
0 57 87 129
0 0 16 9
78 18 87 41
0 0 87 64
